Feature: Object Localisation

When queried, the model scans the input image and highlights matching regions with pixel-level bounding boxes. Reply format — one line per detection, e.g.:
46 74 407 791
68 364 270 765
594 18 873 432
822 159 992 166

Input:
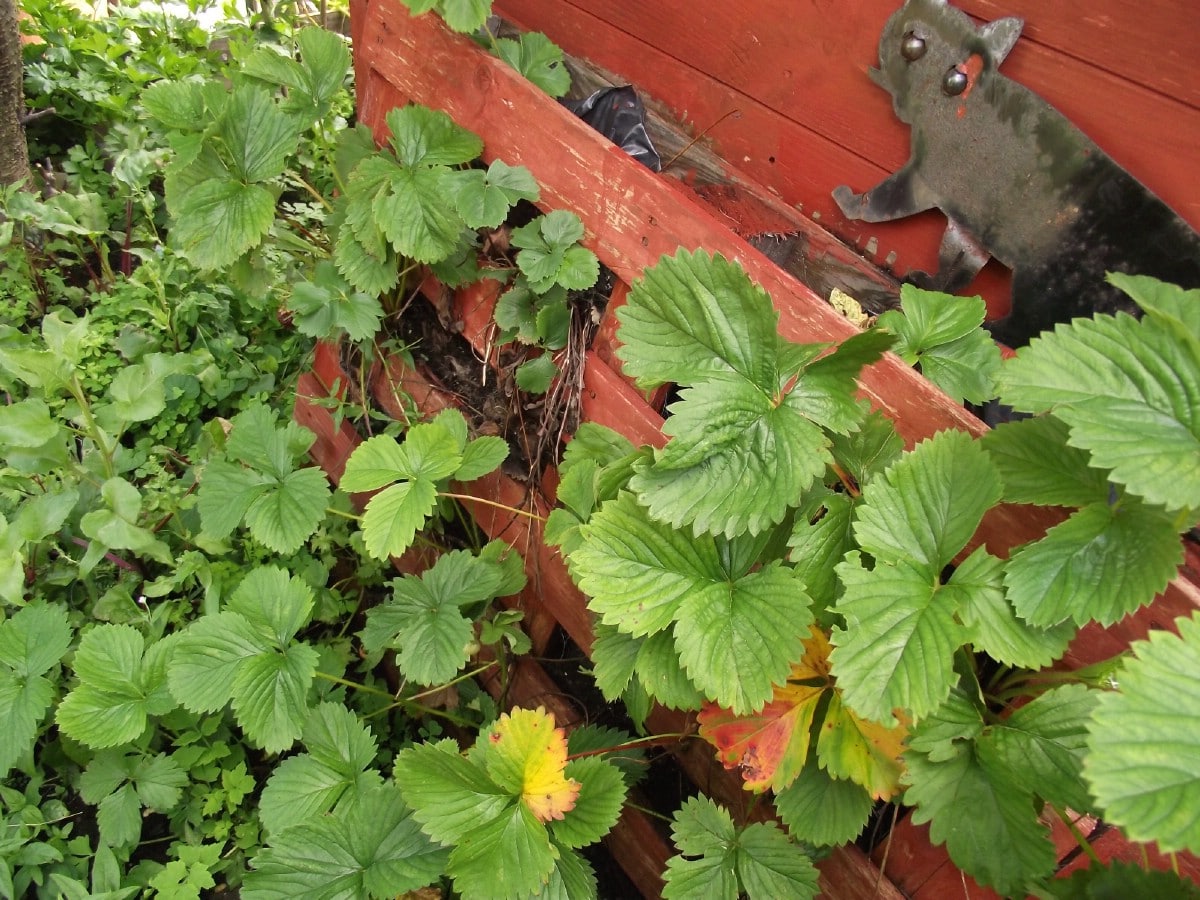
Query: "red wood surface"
874 817 1002 899
964 0 1200 109
345 4 1200 895
355 0 1199 689
495 0 1200 297
302 339 907 898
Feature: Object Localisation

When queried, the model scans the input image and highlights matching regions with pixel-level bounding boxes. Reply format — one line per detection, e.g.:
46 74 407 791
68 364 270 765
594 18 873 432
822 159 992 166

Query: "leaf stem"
68 374 115 478
287 172 332 211
622 800 674 824
1050 803 1102 868
566 732 691 761
439 492 546 523
325 506 362 522
314 671 395 700
323 673 480 728
408 663 497 700
830 462 861 498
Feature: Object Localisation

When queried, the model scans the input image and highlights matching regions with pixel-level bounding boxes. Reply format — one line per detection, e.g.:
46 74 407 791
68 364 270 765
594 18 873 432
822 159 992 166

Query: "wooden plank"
304 339 902 900
495 0 1200 264
602 807 669 899
819 845 909 900
873 817 1001 899
356 0 1200 669
962 0 1200 109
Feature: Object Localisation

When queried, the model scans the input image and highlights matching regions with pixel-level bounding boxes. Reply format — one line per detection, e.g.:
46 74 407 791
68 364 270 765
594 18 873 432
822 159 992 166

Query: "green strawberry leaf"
436 0 490 34
906 687 983 763
172 178 277 271
1005 498 1183 627
385 104 482 168
1046 860 1200 900
243 466 332 555
361 545 524 684
1108 273 1200 337
574 493 812 713
342 423 464 560
220 85 300 182
832 553 964 726
511 211 598 293
989 684 1097 813
1086 614 1200 854
493 32 571 97
663 797 818 900
876 286 1000 404
903 742 1056 896
634 627 706 711
0 602 70 772
454 434 509 481
375 164 468 263
774 762 873 846
853 429 1002 572
950 546 1074 668
999 310 1200 514
232 647 321 754
734 821 821 899
198 406 329 553
515 354 559 394
617 249 782 389
589 624 639 700
56 625 176 749
981 415 1111 508
167 568 317 752
168 612 266 713
630 374 830 538
449 159 539 229
673 560 812 714
0 601 72 679
445 801 556 899
549 756 627 849
288 263 383 342
394 739 513 846
242 783 447 899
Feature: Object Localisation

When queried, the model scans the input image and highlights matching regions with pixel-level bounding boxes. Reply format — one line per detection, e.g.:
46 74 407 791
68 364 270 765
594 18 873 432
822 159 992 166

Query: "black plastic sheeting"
563 86 661 172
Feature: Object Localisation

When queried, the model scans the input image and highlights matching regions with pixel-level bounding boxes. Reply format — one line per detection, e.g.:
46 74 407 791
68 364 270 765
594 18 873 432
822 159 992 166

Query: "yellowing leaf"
697 627 832 793
485 707 581 822
817 693 906 800
699 627 907 798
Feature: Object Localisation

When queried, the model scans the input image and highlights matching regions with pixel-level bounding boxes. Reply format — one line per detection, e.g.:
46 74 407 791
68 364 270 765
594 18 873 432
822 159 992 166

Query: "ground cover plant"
4 0 1200 897
549 254 1200 898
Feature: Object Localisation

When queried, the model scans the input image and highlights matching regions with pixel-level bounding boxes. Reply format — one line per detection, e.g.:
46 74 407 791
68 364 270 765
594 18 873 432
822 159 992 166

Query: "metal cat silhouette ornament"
833 0 1200 348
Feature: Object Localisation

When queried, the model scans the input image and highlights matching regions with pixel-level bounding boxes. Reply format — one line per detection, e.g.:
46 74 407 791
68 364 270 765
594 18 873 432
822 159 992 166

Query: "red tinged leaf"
485 706 581 822
698 627 832 793
699 627 908 798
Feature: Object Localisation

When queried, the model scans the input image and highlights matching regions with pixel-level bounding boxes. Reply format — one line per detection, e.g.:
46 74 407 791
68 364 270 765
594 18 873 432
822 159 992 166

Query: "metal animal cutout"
833 0 1200 347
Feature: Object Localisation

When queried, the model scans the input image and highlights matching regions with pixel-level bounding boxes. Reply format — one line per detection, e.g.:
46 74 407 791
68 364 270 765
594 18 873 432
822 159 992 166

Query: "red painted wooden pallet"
331 1 1200 895
495 0 1200 319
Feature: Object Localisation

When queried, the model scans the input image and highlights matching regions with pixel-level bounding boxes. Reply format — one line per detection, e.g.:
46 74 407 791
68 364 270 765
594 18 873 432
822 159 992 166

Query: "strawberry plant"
394 706 627 897
662 796 819 899
552 250 1200 896
494 209 602 393
339 408 512 560
14 0 1197 894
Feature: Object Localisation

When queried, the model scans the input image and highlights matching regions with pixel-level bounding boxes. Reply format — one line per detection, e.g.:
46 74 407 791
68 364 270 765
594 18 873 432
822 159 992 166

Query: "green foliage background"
3 0 1199 898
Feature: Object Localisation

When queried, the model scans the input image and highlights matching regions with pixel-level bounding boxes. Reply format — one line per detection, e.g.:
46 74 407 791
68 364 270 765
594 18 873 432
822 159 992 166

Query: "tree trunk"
0 0 30 188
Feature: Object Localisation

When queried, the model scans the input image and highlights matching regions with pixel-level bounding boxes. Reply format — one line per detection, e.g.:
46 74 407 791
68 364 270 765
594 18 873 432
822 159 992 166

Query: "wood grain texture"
355 0 1199 686
343 4 1200 894
962 0 1200 108
495 0 1200 285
